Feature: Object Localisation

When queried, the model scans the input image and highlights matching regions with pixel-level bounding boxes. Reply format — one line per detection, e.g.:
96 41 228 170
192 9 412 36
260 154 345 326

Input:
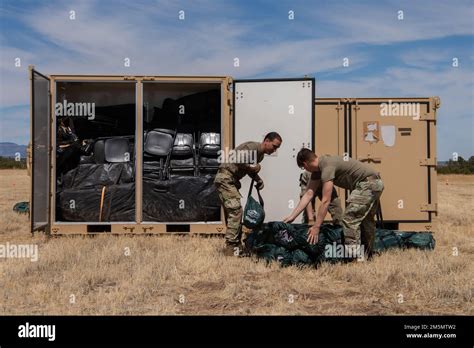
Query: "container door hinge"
419 112 436 121
420 203 437 213
142 77 155 81
419 158 436 166
123 76 136 81
353 101 360 111
123 227 135 232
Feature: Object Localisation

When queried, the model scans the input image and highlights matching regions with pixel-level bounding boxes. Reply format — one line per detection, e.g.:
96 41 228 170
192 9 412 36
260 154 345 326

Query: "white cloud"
304 0 474 45
0 0 472 159
399 47 473 70
0 1 368 106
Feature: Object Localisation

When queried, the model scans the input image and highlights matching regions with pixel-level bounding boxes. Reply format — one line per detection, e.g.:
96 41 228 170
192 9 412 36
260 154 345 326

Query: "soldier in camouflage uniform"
215 132 282 256
299 170 343 225
285 149 384 258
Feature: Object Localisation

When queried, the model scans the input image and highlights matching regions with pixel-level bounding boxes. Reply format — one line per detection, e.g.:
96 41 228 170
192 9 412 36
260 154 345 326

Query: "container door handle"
358 155 381 163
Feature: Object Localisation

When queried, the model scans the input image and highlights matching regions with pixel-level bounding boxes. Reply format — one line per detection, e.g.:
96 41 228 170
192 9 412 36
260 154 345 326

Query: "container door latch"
420 203 437 213
419 158 436 166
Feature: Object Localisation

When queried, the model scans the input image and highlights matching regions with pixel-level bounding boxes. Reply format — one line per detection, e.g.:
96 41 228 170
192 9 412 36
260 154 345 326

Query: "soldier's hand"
307 225 320 245
256 179 264 190
283 216 295 224
248 163 261 173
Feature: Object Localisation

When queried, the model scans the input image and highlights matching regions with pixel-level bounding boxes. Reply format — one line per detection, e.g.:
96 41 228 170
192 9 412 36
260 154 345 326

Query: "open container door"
29 67 51 233
233 78 314 222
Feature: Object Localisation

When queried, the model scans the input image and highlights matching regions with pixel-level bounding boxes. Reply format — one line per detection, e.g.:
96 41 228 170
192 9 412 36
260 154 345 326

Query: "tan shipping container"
29 65 438 235
315 98 439 232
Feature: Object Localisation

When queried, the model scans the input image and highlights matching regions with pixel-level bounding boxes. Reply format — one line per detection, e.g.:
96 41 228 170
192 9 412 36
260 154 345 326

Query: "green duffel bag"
243 178 265 229
397 231 436 250
13 201 30 215
374 229 403 252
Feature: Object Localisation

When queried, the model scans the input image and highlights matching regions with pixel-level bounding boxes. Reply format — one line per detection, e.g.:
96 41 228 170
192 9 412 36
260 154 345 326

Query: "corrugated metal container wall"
315 97 438 232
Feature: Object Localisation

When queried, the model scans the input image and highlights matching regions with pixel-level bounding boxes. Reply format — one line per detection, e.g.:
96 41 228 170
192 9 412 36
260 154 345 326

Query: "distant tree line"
1 154 472 173
0 156 27 169
437 156 474 174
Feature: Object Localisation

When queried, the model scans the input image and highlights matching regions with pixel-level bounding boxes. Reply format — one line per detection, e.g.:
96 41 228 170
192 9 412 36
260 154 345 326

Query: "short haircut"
296 148 316 167
264 132 282 142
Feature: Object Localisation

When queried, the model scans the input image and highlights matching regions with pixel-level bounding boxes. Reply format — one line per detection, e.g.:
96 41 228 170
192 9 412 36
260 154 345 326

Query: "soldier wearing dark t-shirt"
214 132 282 256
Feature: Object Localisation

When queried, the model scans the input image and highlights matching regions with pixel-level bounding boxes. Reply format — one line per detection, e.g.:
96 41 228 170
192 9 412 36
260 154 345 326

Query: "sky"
0 0 473 160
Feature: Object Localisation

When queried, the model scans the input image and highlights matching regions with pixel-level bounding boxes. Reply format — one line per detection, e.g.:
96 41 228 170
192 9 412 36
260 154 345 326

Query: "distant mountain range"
0 142 27 158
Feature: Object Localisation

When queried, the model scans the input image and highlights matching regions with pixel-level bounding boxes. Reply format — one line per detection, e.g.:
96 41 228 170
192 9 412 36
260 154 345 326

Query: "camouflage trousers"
302 187 343 225
342 177 384 256
214 169 243 244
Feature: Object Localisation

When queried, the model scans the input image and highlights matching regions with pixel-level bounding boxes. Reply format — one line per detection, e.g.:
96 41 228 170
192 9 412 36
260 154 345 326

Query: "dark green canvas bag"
243 178 265 228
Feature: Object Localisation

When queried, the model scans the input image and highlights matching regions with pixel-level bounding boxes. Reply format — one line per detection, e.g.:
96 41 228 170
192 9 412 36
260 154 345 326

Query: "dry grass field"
0 169 472 315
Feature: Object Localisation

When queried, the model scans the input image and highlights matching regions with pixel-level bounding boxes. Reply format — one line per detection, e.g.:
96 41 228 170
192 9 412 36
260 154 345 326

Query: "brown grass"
0 170 472 315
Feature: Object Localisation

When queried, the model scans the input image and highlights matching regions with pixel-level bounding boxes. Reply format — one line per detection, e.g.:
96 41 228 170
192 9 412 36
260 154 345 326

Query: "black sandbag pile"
142 173 220 222
245 222 435 267
62 163 134 188
57 162 135 222
57 183 135 222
